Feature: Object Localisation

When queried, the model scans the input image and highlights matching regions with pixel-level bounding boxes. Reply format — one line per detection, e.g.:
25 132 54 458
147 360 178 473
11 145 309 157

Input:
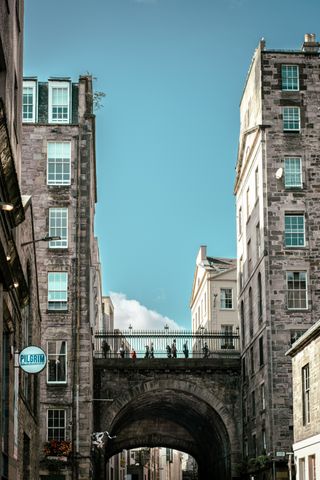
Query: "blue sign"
19 346 47 374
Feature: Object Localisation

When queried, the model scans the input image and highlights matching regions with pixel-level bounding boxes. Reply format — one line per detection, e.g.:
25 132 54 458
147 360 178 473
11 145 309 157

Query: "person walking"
171 339 177 358
183 341 189 358
144 345 150 358
166 345 172 358
150 342 154 358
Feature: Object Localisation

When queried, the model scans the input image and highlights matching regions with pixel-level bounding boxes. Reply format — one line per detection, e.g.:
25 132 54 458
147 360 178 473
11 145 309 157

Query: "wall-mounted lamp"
21 235 61 247
0 202 14 211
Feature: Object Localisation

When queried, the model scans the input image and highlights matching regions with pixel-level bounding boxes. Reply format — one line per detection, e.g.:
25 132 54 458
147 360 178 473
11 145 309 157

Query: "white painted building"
190 246 238 335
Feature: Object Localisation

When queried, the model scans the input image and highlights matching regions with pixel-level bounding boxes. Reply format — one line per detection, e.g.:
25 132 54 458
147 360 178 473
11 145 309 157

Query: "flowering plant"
44 440 72 457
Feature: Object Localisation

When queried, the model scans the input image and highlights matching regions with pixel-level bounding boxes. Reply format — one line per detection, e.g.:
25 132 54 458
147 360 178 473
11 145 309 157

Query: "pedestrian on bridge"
119 342 125 358
144 345 150 358
202 342 210 358
131 349 137 361
183 341 189 358
166 345 171 358
171 339 177 358
102 340 110 359
150 342 154 358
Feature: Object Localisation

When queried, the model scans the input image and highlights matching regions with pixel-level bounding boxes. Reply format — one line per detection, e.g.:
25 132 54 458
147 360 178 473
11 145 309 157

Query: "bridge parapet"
94 329 240 359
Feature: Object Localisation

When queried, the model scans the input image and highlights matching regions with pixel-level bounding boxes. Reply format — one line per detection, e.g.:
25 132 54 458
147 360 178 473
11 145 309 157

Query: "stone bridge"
93 356 242 479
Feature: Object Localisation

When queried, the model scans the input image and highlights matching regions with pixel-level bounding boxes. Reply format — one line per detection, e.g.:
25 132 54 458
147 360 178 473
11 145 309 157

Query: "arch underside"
105 388 234 480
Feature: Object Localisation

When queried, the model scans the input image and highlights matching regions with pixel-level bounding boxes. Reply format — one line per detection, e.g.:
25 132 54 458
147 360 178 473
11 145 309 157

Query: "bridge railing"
94 330 240 359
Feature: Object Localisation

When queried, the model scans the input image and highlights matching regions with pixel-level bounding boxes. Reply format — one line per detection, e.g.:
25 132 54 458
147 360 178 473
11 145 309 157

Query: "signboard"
19 346 47 373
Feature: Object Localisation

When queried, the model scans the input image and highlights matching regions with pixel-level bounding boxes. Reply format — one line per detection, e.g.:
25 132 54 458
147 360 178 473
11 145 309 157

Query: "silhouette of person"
150 342 154 358
166 345 172 358
171 339 177 358
144 345 150 358
183 341 189 358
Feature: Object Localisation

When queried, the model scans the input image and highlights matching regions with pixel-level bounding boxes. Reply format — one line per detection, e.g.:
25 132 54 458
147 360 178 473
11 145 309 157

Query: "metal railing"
94 330 240 359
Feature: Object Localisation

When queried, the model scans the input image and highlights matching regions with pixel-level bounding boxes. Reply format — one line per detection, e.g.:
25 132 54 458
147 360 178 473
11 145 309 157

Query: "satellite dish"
275 167 283 179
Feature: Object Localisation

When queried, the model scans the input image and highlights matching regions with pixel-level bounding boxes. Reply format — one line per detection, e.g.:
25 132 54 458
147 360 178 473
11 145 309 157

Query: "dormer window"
22 80 36 123
48 81 70 123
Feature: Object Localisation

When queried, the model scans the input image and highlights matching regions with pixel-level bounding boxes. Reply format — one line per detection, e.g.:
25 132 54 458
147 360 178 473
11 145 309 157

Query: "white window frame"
285 213 305 247
49 208 68 248
302 363 310 425
284 157 302 189
281 65 299 91
47 340 67 384
47 408 66 441
260 383 265 410
48 81 70 124
22 80 36 123
47 141 71 186
283 106 300 131
286 271 308 310
48 272 68 311
220 288 233 309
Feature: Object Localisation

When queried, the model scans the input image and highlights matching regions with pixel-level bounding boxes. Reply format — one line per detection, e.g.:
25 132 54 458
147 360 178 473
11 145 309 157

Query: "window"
49 81 70 123
47 409 66 441
242 356 246 381
252 434 257 457
257 272 262 320
255 167 259 201
238 207 242 236
22 80 36 122
220 288 233 309
239 256 243 289
308 455 316 480
47 142 71 186
250 346 254 374
260 383 265 410
47 341 67 384
256 223 261 259
259 336 264 366
249 287 253 336
281 65 299 91
283 106 300 131
287 272 307 309
251 391 256 417
285 214 305 247
221 325 233 348
246 187 250 219
48 272 68 310
299 458 306 480
49 208 68 248
284 157 302 188
302 363 310 425
262 429 267 452
247 240 252 276
241 301 245 348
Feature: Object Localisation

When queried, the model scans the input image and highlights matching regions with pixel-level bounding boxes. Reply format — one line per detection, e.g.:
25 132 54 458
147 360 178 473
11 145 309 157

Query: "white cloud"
110 291 181 331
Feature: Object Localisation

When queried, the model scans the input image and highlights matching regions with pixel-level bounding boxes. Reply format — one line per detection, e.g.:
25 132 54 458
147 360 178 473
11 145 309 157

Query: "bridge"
92 331 242 480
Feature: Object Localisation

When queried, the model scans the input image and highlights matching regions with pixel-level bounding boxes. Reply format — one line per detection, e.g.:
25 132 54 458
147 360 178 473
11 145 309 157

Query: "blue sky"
24 0 320 329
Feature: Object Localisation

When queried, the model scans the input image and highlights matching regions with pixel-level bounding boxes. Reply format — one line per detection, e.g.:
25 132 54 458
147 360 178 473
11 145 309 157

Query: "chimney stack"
302 33 319 53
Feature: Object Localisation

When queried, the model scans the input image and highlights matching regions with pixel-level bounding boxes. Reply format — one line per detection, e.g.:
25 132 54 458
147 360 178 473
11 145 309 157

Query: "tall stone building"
0 1 42 479
235 34 320 478
21 75 98 480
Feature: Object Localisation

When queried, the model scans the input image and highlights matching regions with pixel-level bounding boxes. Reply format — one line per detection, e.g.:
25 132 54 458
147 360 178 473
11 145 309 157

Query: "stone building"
286 319 320 480
235 34 320 478
21 75 98 480
0 1 42 479
190 245 238 339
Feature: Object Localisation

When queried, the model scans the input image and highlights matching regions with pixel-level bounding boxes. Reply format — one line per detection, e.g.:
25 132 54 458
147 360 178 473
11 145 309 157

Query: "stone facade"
190 246 238 335
21 75 98 480
287 320 320 479
235 34 320 478
0 2 41 479
94 357 242 480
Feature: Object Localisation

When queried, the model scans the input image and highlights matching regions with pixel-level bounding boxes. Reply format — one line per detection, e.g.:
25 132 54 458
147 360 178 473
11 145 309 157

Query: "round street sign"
19 346 47 374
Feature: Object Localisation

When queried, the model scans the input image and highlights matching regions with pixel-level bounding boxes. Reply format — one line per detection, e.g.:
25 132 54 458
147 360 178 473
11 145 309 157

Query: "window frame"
47 272 68 311
284 157 302 189
220 288 233 310
49 207 68 249
281 65 299 91
284 213 305 248
47 141 71 186
286 271 308 310
47 340 67 384
283 106 300 131
47 408 66 441
302 363 310 425
48 80 71 124
22 80 37 123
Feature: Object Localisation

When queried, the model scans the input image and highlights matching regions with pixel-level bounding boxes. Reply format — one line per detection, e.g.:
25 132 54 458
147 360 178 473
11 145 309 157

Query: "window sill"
47 382 67 386
46 310 69 314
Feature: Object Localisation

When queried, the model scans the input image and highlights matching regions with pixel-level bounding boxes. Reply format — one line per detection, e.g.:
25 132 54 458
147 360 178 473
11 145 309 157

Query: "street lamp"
0 202 14 211
21 235 61 247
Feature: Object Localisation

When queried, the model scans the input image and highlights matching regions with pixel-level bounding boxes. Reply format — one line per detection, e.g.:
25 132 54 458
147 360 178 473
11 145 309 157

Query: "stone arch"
97 377 241 479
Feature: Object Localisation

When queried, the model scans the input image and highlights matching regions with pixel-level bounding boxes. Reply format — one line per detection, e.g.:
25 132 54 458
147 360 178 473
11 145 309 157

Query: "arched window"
240 300 245 348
